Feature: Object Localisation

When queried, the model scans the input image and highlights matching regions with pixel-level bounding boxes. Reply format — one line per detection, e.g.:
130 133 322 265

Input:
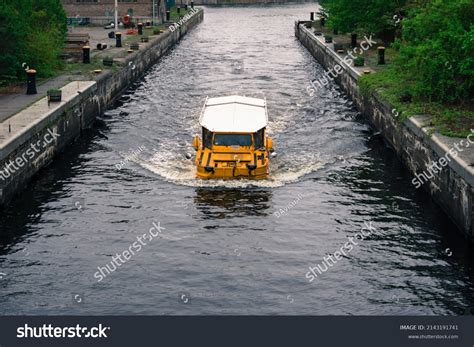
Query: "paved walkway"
0 75 87 123
0 81 96 158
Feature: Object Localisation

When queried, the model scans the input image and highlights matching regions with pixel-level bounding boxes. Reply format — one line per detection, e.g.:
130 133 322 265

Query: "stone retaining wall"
296 21 473 241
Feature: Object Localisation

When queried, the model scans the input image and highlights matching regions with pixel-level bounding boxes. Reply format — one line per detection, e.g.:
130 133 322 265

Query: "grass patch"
169 7 194 21
360 68 474 137
59 56 119 77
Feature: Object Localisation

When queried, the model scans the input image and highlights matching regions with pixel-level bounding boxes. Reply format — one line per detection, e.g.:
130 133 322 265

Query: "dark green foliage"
319 0 408 35
0 1 29 81
395 0 473 104
0 0 66 84
354 56 365 67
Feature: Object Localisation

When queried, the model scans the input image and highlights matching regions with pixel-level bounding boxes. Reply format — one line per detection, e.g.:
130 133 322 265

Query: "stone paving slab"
311 31 375 77
0 81 96 160
0 75 88 123
69 26 122 58
409 115 474 186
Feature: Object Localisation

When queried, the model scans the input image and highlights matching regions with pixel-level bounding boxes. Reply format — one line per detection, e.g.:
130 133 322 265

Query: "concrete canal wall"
0 9 204 206
295 22 474 241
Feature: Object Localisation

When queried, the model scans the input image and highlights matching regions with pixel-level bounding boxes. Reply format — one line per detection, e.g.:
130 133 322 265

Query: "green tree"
0 1 32 80
0 0 66 84
28 0 67 77
395 0 474 104
319 0 408 35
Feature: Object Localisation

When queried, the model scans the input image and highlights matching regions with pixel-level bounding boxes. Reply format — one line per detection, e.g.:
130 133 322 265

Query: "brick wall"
62 0 164 21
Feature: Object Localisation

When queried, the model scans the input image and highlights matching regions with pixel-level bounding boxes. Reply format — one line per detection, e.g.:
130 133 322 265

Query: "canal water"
1 4 473 315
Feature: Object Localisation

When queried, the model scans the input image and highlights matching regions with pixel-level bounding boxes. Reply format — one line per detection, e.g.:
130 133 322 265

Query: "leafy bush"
354 56 365 67
319 0 409 35
0 1 29 82
394 0 474 104
0 0 66 84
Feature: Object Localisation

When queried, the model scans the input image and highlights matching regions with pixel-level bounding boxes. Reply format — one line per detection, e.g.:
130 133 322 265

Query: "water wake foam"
134 147 326 188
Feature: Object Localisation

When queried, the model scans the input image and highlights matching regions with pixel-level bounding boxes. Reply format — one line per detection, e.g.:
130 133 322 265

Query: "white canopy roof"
199 95 268 133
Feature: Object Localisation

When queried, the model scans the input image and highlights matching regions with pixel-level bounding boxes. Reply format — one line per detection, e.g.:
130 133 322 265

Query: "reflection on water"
193 188 272 219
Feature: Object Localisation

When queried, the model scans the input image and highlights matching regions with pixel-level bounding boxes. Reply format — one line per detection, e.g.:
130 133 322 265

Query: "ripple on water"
135 147 326 188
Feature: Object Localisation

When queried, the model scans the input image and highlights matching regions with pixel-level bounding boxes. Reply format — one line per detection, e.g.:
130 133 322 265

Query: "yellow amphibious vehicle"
193 95 273 179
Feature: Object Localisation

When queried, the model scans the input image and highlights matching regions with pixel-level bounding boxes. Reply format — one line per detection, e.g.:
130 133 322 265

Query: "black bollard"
191 1 194 9
83 46 90 64
310 12 314 21
138 22 143 35
26 69 37 95
333 28 338 35
378 46 386 65
177 6 180 14
116 32 122 48
185 4 188 10
351 33 357 48
166 10 170 21
320 17 325 27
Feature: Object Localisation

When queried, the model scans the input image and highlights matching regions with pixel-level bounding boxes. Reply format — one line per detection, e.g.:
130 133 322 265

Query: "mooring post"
82 46 90 64
378 46 386 65
351 33 357 48
116 32 122 48
26 69 37 95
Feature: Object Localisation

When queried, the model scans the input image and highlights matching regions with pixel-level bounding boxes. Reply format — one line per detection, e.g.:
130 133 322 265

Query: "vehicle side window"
203 128 213 149
254 129 264 148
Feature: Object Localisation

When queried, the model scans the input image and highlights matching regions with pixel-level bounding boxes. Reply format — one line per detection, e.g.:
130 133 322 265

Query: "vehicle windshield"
213 134 252 146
